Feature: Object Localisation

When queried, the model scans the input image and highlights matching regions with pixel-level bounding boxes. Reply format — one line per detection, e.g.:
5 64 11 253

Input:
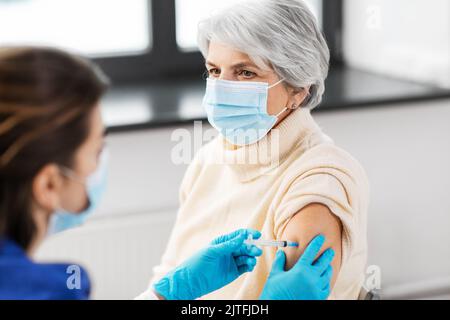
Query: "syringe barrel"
244 239 287 247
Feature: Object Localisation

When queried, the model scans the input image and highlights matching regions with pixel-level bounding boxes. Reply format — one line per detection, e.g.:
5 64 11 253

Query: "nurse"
0 47 334 300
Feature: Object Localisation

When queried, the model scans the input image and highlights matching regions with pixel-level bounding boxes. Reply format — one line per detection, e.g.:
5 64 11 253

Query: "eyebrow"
205 60 259 69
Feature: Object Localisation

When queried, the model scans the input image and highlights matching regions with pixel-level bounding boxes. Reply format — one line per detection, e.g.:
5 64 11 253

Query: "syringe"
244 234 298 248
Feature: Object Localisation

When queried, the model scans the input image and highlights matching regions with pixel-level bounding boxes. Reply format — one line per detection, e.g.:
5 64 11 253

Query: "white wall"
36 98 450 299
94 127 189 217
344 0 450 89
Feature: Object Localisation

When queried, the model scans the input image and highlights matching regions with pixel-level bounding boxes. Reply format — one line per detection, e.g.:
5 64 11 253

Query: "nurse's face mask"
202 77 287 146
48 149 109 234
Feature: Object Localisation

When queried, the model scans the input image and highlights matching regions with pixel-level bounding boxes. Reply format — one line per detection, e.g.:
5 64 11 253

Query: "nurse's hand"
153 229 263 300
260 234 334 300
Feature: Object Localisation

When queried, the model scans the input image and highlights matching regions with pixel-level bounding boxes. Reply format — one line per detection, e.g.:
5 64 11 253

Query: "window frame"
322 0 344 65
93 0 343 84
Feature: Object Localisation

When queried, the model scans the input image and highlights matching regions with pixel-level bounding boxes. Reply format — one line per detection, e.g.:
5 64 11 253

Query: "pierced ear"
290 86 311 109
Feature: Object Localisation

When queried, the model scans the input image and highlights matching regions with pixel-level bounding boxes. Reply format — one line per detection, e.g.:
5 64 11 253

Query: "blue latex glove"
260 234 335 300
154 229 263 300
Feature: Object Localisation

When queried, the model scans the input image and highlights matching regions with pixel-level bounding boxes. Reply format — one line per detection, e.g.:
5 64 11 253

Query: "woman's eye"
239 70 256 78
208 68 220 77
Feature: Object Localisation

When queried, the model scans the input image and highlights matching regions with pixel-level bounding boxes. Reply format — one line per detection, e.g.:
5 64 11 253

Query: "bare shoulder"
281 203 343 287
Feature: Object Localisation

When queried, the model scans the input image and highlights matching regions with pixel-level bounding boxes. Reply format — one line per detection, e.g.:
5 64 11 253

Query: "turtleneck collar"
213 107 327 182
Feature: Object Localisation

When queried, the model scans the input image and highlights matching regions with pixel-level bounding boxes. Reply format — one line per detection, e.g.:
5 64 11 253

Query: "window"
175 0 323 51
0 0 150 57
0 0 341 83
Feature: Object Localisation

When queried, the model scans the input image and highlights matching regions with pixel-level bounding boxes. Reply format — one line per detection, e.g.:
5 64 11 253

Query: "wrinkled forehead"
205 41 272 71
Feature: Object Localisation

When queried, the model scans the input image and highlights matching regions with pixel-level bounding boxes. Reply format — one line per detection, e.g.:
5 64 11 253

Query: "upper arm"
280 203 343 289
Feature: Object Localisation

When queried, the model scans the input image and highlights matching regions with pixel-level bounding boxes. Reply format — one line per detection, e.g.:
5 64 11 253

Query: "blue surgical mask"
202 78 287 146
48 149 109 235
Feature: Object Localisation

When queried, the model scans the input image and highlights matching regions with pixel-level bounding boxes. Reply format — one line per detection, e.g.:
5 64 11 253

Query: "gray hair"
197 0 330 110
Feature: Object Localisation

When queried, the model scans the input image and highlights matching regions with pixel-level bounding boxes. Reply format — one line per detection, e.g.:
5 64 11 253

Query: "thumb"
270 250 286 275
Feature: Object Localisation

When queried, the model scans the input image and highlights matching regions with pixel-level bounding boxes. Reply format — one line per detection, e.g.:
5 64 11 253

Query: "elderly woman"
151 0 369 299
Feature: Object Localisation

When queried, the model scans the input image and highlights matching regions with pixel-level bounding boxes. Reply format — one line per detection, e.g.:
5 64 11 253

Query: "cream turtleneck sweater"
149 108 369 300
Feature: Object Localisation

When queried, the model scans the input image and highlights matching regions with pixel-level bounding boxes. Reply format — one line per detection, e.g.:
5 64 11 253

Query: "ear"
31 164 64 213
288 86 311 109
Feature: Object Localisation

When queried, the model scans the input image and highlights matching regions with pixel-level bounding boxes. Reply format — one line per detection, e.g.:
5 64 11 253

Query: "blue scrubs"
0 238 90 300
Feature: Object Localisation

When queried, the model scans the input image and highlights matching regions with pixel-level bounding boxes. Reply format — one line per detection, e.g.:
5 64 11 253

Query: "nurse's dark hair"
0 47 109 249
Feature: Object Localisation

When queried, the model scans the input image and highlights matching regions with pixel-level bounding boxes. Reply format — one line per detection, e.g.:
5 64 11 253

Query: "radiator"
35 210 177 300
